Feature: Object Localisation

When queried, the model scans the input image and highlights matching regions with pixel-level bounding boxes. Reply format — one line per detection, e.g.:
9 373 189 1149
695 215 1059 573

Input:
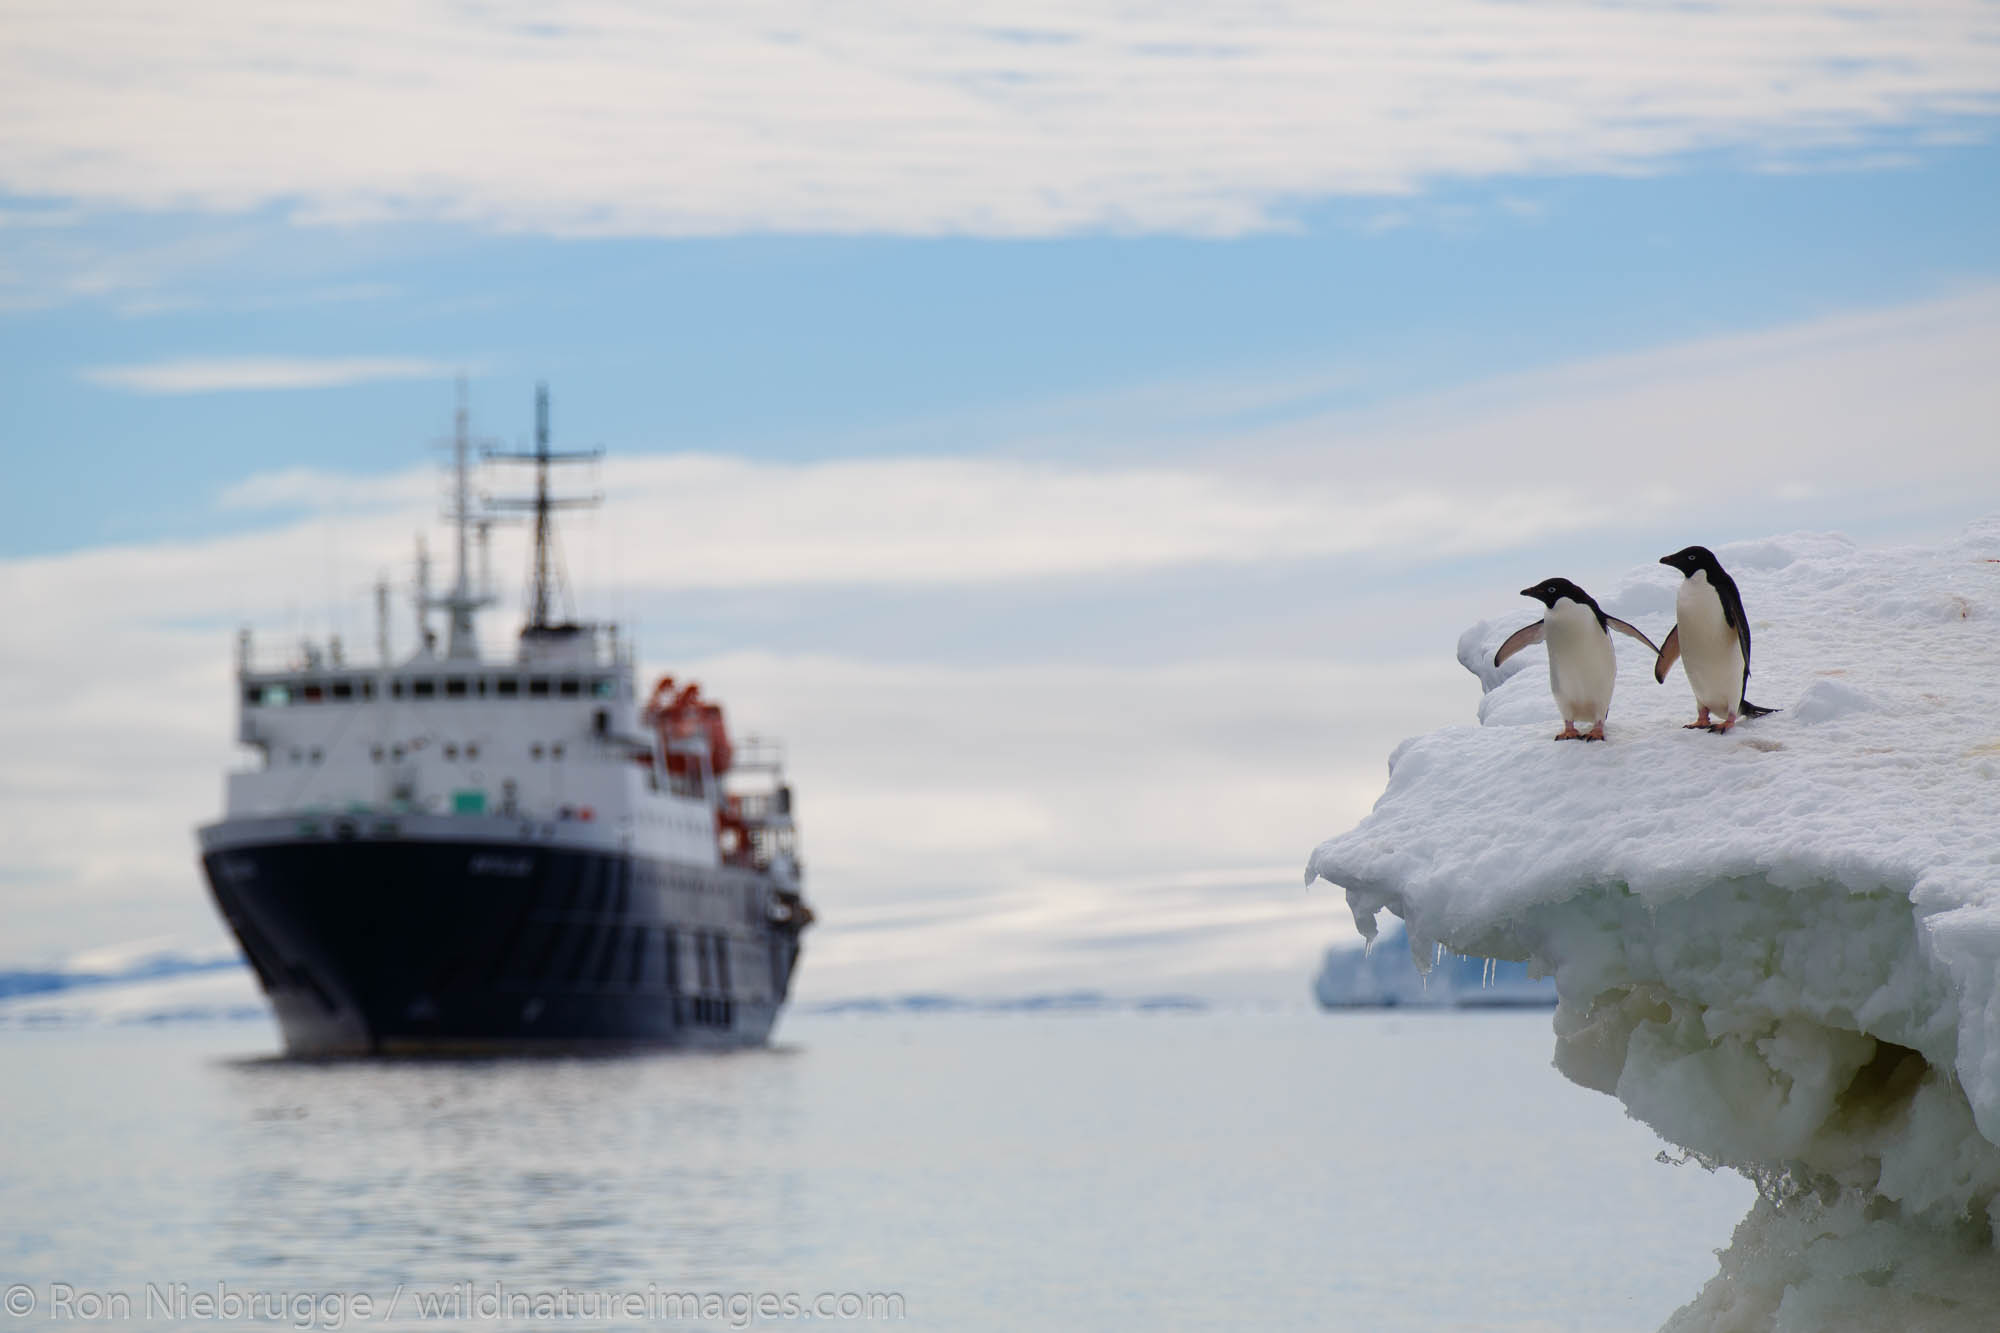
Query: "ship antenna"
485 382 601 639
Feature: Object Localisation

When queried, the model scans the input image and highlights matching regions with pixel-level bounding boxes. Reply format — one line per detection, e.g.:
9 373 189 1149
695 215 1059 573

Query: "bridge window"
331 681 354 701
495 677 520 698
300 681 324 703
593 678 616 699
558 678 582 698
411 679 436 699
445 678 468 698
528 678 551 698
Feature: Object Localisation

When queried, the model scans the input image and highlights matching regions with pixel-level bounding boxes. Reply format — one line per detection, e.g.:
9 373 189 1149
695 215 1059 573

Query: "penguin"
1495 577 1660 742
1654 545 1778 733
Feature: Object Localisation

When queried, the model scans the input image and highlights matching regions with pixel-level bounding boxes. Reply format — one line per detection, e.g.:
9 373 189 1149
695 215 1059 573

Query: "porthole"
531 744 544 760
444 744 459 761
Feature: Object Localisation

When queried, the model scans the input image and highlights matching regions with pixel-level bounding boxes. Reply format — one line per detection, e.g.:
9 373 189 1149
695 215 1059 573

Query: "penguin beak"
1519 585 1538 599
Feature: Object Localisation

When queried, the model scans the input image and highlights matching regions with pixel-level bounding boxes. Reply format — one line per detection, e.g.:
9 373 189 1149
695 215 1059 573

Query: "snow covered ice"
1307 519 2000 1330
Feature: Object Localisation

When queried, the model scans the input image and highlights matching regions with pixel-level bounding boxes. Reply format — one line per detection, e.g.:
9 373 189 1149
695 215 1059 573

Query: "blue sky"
3 2 1998 998
9 141 2000 555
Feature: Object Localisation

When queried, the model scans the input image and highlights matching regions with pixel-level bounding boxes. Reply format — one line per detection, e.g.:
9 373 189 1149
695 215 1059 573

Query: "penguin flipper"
1493 620 1545 668
1605 616 1659 656
1653 625 1681 684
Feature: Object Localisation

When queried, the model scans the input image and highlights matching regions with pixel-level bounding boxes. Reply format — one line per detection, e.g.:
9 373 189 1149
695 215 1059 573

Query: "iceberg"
1307 519 2000 1329
0 937 263 1027
1313 920 1555 1008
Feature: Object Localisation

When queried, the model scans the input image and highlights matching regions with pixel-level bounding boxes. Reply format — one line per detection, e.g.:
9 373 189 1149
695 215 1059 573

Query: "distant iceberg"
0 936 263 1027
1313 921 1554 1008
1307 519 2000 1329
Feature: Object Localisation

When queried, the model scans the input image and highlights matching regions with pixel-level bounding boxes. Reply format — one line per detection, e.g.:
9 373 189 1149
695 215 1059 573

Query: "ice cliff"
1306 520 2000 1330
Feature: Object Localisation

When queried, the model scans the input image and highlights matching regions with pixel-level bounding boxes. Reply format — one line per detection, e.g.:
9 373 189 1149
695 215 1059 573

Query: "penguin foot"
1583 724 1607 742
1714 715 1737 734
1554 724 1584 741
1683 722 1710 730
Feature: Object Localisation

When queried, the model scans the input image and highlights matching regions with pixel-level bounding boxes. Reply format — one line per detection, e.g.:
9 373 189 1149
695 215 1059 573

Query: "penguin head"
1660 545 1719 578
1521 577 1590 608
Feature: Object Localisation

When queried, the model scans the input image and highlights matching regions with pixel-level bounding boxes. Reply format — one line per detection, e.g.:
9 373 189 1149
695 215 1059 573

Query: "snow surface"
1308 518 2000 1328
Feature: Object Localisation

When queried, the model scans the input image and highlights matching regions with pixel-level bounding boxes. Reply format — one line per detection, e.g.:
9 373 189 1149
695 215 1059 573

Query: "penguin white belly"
1542 599 1615 725
1676 573 1744 716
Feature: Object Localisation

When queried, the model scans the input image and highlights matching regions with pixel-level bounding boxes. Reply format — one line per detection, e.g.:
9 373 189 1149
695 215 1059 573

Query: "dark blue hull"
199 827 804 1056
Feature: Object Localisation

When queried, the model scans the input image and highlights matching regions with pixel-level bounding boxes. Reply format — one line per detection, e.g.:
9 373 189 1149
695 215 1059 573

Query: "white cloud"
80 355 458 394
1191 285 2000 536
215 467 437 512
1 2 1995 238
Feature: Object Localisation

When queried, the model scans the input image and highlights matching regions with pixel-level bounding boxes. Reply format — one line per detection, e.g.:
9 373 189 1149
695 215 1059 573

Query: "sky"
3 1 1998 1003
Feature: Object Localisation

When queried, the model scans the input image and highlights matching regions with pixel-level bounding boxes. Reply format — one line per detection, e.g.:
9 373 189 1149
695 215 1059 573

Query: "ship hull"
198 815 803 1057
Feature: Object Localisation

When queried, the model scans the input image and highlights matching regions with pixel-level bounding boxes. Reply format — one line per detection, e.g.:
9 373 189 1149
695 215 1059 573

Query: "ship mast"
436 380 495 659
486 383 600 641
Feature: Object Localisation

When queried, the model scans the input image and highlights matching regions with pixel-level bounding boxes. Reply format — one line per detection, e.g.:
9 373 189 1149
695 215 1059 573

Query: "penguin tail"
1739 700 1779 719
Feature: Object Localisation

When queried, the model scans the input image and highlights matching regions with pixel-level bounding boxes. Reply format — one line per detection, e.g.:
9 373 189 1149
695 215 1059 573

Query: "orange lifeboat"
643 677 735 778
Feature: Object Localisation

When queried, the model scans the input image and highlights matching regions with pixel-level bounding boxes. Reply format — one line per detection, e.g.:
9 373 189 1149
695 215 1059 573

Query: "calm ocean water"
1 1011 1750 1331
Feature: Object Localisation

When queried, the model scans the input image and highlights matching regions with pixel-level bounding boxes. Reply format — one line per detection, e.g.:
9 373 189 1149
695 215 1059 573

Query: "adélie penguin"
1654 545 1779 733
1495 577 1660 742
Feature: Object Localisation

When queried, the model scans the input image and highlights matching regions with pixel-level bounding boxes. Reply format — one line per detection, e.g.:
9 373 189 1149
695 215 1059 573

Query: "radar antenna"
484 383 601 639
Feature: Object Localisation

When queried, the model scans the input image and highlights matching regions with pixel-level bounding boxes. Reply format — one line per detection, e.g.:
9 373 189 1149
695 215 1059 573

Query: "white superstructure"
222 385 798 883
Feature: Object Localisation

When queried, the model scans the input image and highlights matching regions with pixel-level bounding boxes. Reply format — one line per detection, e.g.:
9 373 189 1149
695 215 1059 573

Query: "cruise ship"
196 388 812 1055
